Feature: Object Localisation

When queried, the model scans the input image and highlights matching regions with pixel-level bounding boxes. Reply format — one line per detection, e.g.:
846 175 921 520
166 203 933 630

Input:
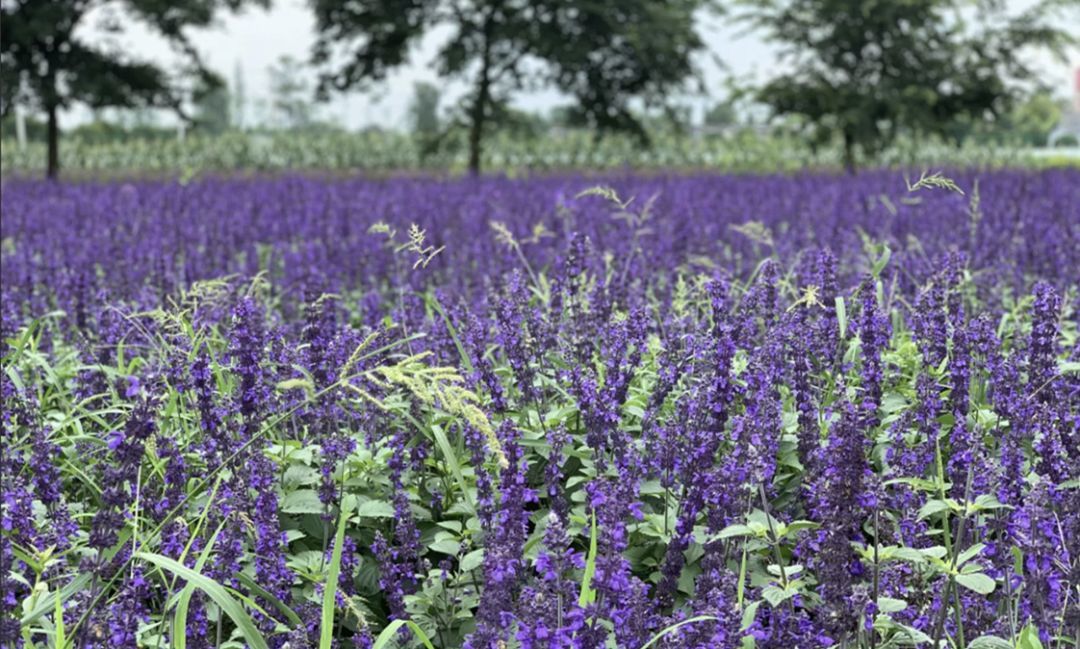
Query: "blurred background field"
2 129 1079 178
3 0 1079 179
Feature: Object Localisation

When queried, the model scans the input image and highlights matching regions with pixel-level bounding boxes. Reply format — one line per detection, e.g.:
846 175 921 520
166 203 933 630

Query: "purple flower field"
1 169 1078 648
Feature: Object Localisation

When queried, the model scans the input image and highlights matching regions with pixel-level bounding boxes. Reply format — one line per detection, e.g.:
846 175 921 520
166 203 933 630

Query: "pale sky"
69 0 1079 131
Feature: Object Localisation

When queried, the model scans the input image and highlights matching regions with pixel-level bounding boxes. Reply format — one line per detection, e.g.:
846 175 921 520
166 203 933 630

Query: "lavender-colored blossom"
90 397 157 551
467 424 537 648
856 277 890 423
804 402 874 638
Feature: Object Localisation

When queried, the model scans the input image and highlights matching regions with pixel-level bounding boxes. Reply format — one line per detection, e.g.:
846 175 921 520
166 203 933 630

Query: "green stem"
871 507 879 649
758 484 796 623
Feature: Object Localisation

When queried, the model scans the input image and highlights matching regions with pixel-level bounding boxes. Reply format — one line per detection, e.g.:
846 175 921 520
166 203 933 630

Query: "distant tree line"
2 0 1076 178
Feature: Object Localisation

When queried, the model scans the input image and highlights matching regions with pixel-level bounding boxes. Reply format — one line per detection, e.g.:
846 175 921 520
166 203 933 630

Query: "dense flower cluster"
1 171 1078 648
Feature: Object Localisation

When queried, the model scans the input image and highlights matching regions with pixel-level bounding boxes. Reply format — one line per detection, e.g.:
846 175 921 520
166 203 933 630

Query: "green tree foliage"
233 60 248 129
704 100 737 129
0 0 265 178
268 55 316 129
195 82 232 135
1007 92 1065 146
409 81 443 162
311 0 713 174
409 81 442 136
744 0 1078 171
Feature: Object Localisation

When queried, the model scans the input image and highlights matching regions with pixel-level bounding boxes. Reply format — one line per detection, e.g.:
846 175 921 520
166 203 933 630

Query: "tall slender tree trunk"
46 101 60 180
467 88 487 176
467 18 494 176
842 130 856 175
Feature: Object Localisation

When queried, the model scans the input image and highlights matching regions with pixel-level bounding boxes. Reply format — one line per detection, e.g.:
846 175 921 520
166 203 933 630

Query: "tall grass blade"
579 509 599 607
371 619 437 649
53 586 65 649
137 552 270 649
172 520 227 649
320 499 354 649
638 615 721 649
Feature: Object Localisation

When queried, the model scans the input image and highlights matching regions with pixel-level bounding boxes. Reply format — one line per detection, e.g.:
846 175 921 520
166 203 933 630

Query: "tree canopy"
744 0 1078 171
0 0 265 177
311 0 713 174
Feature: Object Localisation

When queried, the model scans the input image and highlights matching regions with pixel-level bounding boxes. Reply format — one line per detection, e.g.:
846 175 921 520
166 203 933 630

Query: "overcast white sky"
70 0 1080 130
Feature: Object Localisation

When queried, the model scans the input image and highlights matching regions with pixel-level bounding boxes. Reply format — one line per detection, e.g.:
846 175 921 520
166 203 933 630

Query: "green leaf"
639 615 721 649
174 520 228 649
320 499 353 649
282 489 327 514
874 615 934 644
371 620 436 649
761 584 797 608
1017 624 1044 649
836 297 847 339
955 572 996 595
460 549 484 573
235 572 304 627
884 477 948 493
736 539 749 608
969 494 1008 512
716 524 755 539
745 510 781 533
780 520 819 536
428 423 474 512
968 636 1015 649
956 543 986 566
740 601 762 631
136 552 270 649
880 393 908 414
1011 546 1024 575
428 539 461 556
877 596 907 613
1057 360 1080 375
871 245 892 277
283 465 320 488
892 547 927 563
917 498 958 520
578 510 599 607
19 574 91 627
356 500 396 518
54 580 66 649
766 564 803 578
426 294 475 375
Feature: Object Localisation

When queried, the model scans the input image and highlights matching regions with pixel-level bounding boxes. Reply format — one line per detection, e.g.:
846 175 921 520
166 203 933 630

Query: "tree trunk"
842 130 856 175
46 101 60 180
467 17 494 176
467 89 487 176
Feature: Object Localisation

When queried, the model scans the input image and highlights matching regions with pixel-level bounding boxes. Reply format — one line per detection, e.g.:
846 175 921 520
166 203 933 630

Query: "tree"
703 100 737 132
0 0 264 179
311 0 712 174
744 0 1077 172
195 80 232 134
1008 92 1064 146
233 60 247 129
408 81 442 136
408 81 443 163
268 55 315 129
